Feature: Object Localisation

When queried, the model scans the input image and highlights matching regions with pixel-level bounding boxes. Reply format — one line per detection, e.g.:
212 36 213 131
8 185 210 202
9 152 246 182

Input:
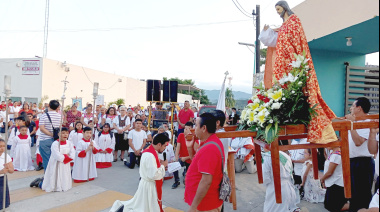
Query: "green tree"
260 48 268 66
163 77 211 105
108 98 125 107
225 87 236 108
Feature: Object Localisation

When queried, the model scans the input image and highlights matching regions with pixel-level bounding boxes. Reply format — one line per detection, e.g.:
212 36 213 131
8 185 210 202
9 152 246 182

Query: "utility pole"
254 5 261 74
43 0 50 58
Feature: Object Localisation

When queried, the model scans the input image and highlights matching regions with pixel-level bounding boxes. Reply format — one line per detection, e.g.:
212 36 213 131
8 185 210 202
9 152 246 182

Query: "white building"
0 58 192 109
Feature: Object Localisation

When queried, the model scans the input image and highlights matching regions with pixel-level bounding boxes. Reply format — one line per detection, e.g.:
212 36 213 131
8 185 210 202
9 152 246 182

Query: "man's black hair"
213 110 226 128
61 127 69 132
135 119 143 123
185 122 193 128
49 100 60 110
355 97 371 114
199 113 217 134
83 127 92 133
19 126 28 130
153 133 170 145
232 108 237 111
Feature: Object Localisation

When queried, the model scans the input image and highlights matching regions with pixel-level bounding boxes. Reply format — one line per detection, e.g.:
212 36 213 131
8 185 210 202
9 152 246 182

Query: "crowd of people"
0 97 379 212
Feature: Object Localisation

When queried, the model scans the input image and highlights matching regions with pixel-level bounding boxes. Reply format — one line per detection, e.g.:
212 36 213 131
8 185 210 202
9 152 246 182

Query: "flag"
216 73 228 113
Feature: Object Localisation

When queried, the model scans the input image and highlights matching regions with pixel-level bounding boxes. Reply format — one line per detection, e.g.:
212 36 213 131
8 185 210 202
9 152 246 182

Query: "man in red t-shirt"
172 122 193 189
177 101 194 135
185 113 224 212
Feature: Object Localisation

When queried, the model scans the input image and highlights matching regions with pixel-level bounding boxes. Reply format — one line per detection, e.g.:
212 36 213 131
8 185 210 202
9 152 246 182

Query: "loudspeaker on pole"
146 80 161 102
163 80 178 103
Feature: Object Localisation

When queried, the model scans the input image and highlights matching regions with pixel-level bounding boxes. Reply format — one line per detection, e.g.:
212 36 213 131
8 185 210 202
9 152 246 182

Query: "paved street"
5 146 328 212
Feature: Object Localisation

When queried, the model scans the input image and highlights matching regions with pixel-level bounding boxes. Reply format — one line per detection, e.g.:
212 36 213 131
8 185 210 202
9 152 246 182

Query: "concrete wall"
293 0 379 41
41 59 148 107
0 58 193 107
0 58 43 103
311 50 366 117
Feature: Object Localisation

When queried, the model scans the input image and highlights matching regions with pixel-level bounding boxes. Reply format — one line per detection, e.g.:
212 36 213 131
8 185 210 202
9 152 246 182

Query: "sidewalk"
5 145 328 212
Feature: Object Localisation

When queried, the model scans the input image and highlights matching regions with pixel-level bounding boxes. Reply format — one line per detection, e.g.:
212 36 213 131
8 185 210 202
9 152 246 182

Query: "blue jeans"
177 129 184 136
39 138 54 170
30 136 36 147
174 160 190 182
349 157 375 212
124 153 141 169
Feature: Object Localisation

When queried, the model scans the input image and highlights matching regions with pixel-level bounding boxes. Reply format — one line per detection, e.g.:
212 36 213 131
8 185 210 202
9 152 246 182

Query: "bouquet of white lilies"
238 51 318 144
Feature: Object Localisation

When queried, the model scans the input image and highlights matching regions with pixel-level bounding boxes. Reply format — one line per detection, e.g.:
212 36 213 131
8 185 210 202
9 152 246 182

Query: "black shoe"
36 165 44 171
30 178 41 187
172 181 180 189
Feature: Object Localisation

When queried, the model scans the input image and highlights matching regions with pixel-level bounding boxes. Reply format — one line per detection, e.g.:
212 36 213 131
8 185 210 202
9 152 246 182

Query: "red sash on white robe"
143 145 164 212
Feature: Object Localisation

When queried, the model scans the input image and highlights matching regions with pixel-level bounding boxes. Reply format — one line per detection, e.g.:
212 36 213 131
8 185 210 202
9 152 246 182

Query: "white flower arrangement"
238 51 318 144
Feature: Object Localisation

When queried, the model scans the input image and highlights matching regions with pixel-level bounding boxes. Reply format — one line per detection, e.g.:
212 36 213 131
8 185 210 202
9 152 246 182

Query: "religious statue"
261 1 337 144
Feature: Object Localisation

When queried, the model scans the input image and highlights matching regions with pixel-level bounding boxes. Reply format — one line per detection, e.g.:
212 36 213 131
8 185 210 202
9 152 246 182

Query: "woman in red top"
65 105 82 129
18 103 34 116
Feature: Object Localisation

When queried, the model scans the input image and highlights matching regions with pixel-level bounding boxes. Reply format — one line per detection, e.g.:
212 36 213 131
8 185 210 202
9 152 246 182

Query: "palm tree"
225 88 236 108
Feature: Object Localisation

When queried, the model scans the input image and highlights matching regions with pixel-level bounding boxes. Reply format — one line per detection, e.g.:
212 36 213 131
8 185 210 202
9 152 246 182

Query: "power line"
0 19 251 33
246 46 255 55
81 67 120 91
234 0 252 16
231 0 253 18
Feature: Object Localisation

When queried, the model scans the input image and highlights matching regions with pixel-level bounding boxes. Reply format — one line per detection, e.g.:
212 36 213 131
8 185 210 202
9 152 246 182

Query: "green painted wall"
310 49 366 117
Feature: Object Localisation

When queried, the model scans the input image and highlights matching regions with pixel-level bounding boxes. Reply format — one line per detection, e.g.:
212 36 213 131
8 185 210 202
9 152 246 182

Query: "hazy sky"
0 0 378 93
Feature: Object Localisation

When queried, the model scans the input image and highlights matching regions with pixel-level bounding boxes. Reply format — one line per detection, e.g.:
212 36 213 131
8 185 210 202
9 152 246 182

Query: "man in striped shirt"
38 100 62 170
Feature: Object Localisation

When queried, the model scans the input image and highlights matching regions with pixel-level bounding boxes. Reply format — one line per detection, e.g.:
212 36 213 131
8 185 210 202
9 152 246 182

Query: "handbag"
198 141 232 202
46 112 60 140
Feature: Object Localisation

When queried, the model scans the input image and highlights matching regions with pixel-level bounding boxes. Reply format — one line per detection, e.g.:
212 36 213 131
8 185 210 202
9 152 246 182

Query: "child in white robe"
42 127 75 192
12 126 34 171
95 123 115 169
8 116 30 157
68 122 84 167
301 149 326 203
262 146 301 212
72 127 99 183
35 129 43 171
68 121 84 148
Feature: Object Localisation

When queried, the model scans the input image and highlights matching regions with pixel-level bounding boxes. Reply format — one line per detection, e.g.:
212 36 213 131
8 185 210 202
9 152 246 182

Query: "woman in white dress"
101 107 118 130
262 147 301 212
81 104 97 128
301 149 326 203
95 123 115 168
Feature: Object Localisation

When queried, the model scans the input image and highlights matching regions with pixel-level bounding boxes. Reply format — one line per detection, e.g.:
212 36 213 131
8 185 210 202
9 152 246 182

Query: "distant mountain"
204 90 252 104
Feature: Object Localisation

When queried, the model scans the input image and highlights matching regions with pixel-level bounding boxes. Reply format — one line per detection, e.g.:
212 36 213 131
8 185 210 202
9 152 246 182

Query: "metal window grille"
345 66 379 115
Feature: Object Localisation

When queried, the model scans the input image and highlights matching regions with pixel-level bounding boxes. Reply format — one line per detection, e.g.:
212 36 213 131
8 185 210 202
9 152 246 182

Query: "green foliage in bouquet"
238 51 319 144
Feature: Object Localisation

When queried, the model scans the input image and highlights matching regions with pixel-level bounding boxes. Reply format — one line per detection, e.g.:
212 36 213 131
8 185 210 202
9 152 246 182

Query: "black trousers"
325 184 347 212
349 157 375 212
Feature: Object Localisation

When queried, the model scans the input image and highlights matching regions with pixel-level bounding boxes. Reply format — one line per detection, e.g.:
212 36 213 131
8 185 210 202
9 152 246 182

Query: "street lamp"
239 42 257 95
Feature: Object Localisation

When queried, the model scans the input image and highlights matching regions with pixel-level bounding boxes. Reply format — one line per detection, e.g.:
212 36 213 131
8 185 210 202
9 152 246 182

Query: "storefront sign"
22 60 40 75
